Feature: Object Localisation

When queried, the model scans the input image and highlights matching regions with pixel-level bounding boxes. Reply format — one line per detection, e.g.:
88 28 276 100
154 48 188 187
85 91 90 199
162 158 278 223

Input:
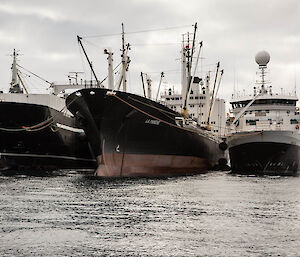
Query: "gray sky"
0 0 299 102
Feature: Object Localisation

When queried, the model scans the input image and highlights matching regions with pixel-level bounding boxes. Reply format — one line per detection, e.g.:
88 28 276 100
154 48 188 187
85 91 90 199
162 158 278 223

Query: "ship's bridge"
230 93 298 111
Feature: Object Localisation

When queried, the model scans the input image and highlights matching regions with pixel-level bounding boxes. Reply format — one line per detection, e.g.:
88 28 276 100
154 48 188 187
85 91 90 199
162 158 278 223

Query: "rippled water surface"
0 171 299 256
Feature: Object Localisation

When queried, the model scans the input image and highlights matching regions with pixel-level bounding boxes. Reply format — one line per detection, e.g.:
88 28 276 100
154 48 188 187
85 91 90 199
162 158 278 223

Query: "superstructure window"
246 119 258 125
231 98 297 109
290 119 298 124
253 99 296 106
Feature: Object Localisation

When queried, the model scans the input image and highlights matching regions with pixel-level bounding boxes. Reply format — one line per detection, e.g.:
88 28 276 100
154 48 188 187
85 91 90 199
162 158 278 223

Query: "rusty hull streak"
95 153 211 177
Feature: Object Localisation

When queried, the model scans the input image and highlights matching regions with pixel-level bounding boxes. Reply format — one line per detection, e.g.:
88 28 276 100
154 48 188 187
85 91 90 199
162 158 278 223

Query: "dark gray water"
0 171 299 257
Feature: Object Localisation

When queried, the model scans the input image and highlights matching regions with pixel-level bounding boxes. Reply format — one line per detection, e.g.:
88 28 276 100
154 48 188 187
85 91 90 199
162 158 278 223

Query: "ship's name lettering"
145 119 160 125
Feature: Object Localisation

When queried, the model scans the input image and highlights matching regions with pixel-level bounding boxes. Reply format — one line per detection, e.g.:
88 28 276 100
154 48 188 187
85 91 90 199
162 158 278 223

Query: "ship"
0 50 96 171
227 50 300 176
65 25 228 177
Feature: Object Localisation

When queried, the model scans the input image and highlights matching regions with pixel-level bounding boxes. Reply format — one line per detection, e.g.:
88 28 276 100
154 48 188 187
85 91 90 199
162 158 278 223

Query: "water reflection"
0 171 299 256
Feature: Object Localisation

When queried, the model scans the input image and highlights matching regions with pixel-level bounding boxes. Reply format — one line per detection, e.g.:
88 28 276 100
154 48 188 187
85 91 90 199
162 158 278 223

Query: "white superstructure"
228 50 300 133
160 75 226 136
160 30 226 136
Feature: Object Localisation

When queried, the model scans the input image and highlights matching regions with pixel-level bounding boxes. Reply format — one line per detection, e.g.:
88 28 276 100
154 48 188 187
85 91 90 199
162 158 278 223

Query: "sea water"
0 171 299 256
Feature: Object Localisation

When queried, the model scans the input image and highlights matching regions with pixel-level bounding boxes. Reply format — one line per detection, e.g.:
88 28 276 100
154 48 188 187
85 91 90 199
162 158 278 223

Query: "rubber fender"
219 141 228 151
218 158 228 166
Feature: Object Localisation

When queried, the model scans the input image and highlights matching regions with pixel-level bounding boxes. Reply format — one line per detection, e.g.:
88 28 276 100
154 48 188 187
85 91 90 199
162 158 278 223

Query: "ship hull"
228 130 300 176
67 88 227 177
0 102 96 171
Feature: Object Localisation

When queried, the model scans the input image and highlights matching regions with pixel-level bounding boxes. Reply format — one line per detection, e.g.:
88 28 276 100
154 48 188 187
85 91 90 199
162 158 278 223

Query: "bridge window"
290 119 298 124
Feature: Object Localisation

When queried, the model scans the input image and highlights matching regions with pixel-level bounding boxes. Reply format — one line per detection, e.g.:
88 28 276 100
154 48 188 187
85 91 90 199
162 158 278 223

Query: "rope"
0 127 26 132
83 25 192 38
22 117 53 130
17 64 51 85
0 96 77 132
129 95 228 133
128 96 176 120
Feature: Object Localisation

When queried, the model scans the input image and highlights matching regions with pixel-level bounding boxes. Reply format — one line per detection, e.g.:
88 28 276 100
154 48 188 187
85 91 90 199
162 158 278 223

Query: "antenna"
294 65 297 96
233 63 236 96
68 71 84 85
255 50 270 94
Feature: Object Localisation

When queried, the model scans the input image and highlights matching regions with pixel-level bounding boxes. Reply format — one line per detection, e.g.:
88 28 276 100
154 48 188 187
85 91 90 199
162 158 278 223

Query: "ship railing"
227 123 296 133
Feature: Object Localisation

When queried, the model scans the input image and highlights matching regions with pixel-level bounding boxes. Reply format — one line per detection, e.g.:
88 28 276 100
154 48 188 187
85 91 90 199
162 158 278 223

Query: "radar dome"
255 50 270 66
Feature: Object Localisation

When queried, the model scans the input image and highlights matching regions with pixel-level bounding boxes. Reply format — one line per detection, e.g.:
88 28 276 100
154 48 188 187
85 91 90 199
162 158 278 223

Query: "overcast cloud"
0 0 299 102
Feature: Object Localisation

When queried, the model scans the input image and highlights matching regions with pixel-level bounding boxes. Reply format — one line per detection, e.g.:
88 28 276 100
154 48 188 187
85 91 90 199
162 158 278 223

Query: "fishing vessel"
227 50 300 176
66 25 228 177
0 50 96 171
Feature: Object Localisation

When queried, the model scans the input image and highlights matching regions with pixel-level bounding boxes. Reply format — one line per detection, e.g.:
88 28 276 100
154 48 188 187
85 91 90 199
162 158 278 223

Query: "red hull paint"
95 153 211 177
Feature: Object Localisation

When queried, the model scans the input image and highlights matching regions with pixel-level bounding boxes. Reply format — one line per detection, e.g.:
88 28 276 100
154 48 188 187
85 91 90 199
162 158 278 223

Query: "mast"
121 23 127 92
141 72 146 97
155 72 164 101
181 34 188 98
182 23 198 117
104 49 114 90
68 71 84 85
206 62 220 130
190 41 203 94
189 22 197 77
9 49 23 93
117 23 131 92
16 73 28 94
215 69 224 99
146 74 152 99
77 35 100 87
186 32 191 79
11 49 18 87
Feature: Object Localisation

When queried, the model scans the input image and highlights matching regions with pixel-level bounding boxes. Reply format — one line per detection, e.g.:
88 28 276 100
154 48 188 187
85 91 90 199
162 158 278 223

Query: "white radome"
255 50 270 66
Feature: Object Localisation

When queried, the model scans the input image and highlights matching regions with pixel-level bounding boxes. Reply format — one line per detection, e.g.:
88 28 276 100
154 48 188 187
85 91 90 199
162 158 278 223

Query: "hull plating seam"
0 152 95 162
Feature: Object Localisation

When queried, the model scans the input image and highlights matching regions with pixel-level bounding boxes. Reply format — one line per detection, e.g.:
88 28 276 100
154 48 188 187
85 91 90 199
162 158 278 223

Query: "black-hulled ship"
0 50 96 171
66 26 228 177
227 51 300 176
67 88 226 177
